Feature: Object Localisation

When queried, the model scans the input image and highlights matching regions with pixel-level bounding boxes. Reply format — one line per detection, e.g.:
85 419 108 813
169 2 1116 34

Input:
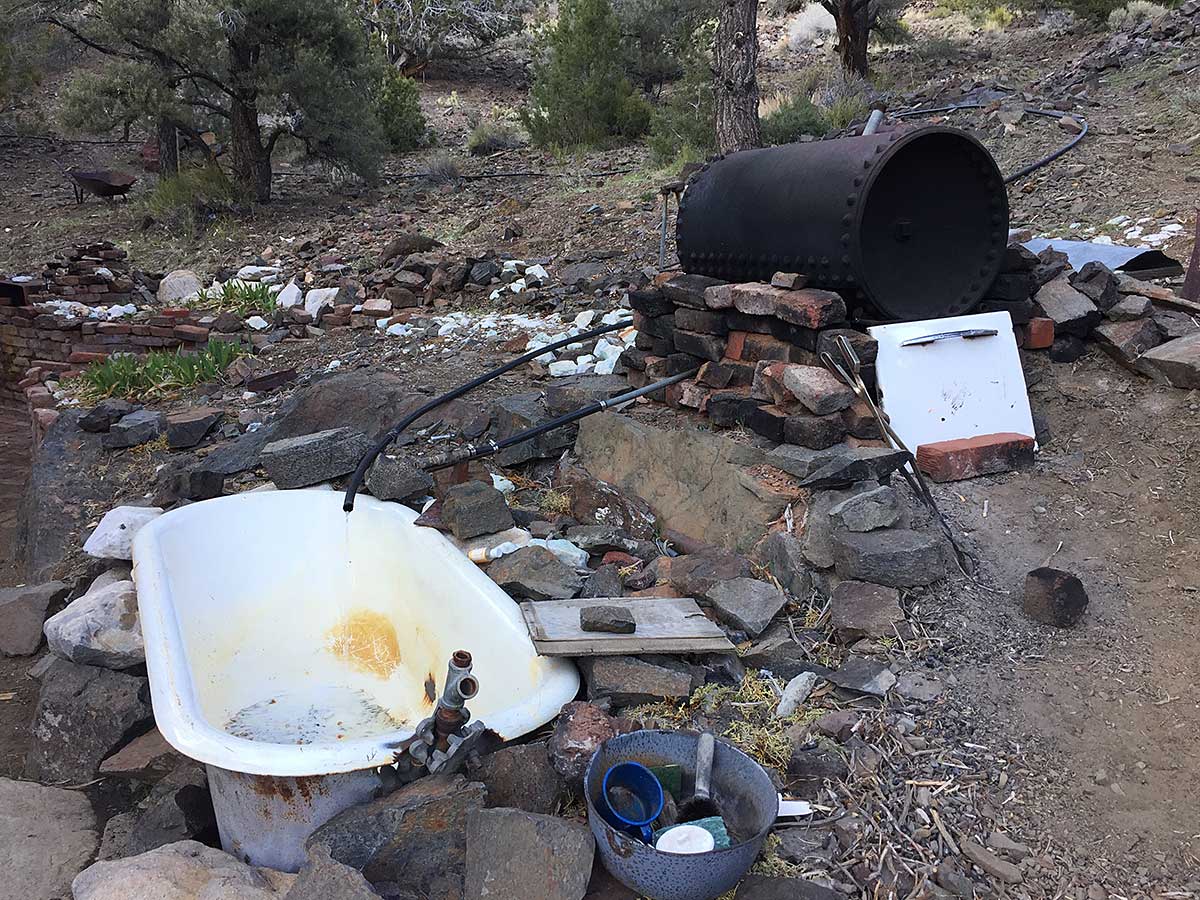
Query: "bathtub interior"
135 491 576 771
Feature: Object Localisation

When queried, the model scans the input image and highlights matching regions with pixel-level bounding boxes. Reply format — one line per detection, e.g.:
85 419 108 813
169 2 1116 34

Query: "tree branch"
46 16 142 61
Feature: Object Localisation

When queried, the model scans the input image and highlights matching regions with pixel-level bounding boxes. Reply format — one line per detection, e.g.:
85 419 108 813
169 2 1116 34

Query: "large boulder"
0 580 69 656
306 775 485 893
464 808 594 900
17 411 114 581
25 658 153 782
43 579 144 669
157 270 204 305
72 841 294 900
0 777 99 900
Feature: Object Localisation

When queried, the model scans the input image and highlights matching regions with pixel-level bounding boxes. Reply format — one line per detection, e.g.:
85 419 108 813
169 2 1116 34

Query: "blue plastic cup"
599 761 665 843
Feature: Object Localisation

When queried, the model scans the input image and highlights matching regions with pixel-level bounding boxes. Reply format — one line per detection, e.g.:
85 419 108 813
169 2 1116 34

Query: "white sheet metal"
868 311 1035 452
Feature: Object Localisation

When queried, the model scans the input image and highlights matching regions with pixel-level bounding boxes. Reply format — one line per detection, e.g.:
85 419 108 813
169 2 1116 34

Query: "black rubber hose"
342 316 633 511
891 103 1088 184
420 367 702 472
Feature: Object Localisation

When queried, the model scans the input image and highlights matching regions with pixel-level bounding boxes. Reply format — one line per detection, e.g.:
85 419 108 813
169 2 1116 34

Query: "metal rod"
420 367 701 472
342 316 633 511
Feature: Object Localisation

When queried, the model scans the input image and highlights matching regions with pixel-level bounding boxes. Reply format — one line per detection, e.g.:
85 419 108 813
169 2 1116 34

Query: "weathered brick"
780 364 855 414
647 353 698 378
728 332 806 364
1026 317 1054 349
707 389 758 427
674 307 729 335
841 399 881 439
678 380 711 410
628 289 674 317
743 403 791 441
1023 567 1088 627
663 273 724 309
729 283 783 316
916 432 1035 482
618 348 648 371
673 329 726 362
816 328 877 364
771 272 807 290
697 359 754 388
704 283 734 310
69 351 108 364
774 288 846 328
784 411 846 449
726 311 774 334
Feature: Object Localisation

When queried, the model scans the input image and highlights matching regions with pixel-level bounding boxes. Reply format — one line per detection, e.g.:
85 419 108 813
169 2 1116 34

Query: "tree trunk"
228 37 272 202
156 118 179 180
831 0 870 78
713 0 760 155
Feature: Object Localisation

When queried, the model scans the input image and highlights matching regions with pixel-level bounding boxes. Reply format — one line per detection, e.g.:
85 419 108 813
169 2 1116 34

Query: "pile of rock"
28 241 137 307
1078 0 1200 73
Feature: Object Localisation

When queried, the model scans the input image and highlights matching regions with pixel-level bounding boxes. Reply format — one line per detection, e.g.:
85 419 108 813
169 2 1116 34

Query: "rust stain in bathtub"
326 609 401 678
423 672 437 706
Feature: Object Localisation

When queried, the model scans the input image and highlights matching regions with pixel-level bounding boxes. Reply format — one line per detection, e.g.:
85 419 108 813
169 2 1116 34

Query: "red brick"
1026 317 1055 350
601 551 642 568
678 380 711 411
97 322 132 335
916 432 1035 482
663 381 686 409
69 351 108 364
773 288 846 328
725 331 748 360
174 324 211 342
740 332 807 364
161 307 192 318
698 359 754 388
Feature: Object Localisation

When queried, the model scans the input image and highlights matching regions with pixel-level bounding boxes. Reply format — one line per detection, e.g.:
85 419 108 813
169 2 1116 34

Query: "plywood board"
521 597 736 656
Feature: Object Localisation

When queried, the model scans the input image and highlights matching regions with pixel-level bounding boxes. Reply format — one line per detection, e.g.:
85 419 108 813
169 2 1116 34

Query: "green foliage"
203 281 277 316
142 165 242 232
467 119 523 154
51 0 387 200
0 6 42 102
647 53 715 163
611 0 711 94
1108 0 1168 27
522 0 652 149
759 93 829 145
377 68 426 151
77 340 247 401
360 0 523 71
828 94 871 130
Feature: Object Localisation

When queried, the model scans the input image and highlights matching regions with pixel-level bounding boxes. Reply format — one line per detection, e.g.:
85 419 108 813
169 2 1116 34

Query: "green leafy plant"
522 0 652 149
378 68 427 150
202 281 277 317
647 30 715 164
759 92 829 145
76 340 247 401
467 119 523 155
141 164 243 234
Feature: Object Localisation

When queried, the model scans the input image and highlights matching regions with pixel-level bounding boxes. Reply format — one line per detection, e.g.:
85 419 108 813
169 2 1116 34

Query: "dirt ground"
928 351 1200 890
0 4 1198 893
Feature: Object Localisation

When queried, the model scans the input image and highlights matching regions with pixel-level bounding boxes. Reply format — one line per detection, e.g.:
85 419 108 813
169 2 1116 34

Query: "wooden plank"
521 597 736 657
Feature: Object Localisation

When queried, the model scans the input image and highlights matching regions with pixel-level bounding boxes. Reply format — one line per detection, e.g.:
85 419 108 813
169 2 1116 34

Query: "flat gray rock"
102 409 166 450
827 655 896 697
580 656 693 708
285 846 378 900
72 840 294 900
488 546 582 600
800 447 909 489
25 658 153 783
828 484 901 532
0 581 68 656
465 808 594 900
0 777 98 900
704 577 787 637
831 529 947 588
260 427 372 489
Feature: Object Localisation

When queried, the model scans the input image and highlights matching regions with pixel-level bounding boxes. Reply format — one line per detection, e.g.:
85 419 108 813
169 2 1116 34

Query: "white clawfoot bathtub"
132 490 580 869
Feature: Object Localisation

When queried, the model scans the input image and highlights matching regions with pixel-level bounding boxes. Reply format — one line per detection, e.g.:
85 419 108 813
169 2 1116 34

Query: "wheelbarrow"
67 169 137 204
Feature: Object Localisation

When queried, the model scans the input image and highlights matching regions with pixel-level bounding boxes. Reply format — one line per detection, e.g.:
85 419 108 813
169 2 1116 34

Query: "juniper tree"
45 0 386 200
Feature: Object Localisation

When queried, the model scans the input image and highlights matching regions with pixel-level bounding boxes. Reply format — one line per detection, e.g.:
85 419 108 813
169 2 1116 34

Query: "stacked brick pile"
621 272 885 450
28 242 137 306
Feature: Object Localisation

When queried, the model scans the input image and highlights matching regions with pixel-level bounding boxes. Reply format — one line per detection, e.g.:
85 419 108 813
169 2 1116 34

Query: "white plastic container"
132 490 580 869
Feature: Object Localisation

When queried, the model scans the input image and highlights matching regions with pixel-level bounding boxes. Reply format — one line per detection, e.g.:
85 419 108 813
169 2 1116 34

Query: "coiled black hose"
342 316 633 511
891 102 1088 184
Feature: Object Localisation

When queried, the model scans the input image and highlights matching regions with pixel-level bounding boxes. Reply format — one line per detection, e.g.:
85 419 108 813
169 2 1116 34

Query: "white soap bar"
655 824 715 855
